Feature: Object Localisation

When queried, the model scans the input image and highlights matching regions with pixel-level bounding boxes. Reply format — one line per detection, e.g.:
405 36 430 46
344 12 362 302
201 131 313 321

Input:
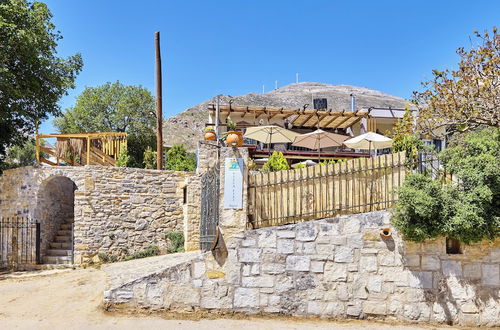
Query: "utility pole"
155 31 163 170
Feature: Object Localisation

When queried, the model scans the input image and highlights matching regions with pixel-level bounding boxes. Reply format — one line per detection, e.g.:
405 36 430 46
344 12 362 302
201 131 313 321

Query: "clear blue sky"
40 0 499 134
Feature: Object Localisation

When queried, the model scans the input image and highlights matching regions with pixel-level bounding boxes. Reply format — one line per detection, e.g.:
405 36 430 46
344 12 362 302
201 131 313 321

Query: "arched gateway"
35 176 77 264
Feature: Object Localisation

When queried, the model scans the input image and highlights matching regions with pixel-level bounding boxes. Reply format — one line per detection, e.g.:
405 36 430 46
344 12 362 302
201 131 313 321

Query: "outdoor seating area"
205 104 398 167
35 132 128 166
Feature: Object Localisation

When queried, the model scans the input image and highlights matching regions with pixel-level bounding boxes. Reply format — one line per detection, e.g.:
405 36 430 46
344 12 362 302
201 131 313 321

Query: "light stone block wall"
0 165 195 262
104 210 500 327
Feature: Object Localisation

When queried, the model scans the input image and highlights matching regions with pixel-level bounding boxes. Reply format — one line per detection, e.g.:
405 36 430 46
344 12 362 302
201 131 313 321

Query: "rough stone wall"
105 211 500 327
0 166 195 262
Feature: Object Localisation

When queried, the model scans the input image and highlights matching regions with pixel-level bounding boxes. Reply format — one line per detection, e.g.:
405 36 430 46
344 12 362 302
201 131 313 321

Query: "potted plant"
225 120 243 147
204 126 216 141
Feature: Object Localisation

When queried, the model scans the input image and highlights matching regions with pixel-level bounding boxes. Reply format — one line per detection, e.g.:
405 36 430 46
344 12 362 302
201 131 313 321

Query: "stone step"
57 230 72 236
54 235 71 242
46 249 72 256
49 242 72 249
42 255 72 264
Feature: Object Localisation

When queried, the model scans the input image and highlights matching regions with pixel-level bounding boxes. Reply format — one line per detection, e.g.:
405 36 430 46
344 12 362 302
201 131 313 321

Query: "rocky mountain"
163 82 410 150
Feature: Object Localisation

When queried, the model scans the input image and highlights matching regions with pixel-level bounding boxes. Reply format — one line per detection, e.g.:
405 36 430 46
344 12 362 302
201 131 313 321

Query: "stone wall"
0 166 195 262
104 211 500 327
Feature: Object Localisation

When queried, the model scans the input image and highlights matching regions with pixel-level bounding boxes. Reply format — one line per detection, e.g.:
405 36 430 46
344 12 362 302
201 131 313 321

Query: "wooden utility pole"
155 31 163 170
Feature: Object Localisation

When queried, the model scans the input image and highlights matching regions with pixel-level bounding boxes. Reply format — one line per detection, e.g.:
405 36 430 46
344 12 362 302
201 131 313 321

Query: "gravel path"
0 256 465 330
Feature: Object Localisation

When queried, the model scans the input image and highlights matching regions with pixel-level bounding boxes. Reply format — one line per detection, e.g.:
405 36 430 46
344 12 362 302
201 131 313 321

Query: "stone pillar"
183 175 202 251
219 147 249 243
196 141 219 174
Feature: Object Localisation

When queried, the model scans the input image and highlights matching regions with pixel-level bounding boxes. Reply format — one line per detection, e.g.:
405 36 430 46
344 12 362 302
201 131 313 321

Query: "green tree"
413 27 500 136
0 0 83 166
261 152 290 172
0 138 48 171
143 146 157 169
391 106 424 165
392 127 500 244
115 145 131 168
164 145 196 172
54 81 156 168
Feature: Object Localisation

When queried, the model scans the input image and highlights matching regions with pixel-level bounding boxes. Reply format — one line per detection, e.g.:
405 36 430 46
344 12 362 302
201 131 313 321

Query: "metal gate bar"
0 217 40 270
200 166 220 251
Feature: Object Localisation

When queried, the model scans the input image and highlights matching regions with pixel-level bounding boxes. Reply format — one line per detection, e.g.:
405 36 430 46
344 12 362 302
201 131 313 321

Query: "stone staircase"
43 221 73 265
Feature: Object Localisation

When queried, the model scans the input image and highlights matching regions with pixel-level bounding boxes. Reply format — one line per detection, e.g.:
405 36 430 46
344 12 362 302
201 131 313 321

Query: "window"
446 237 462 254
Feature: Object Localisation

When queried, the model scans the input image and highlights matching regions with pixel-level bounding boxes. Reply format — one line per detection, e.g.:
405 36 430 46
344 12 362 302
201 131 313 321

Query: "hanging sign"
223 158 244 209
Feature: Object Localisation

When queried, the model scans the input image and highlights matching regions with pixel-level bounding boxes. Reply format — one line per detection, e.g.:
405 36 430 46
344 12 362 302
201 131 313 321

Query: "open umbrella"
292 129 349 160
343 132 392 156
244 125 299 153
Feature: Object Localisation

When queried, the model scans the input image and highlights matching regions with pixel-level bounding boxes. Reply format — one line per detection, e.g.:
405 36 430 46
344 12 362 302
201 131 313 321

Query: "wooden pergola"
36 132 127 166
207 104 370 129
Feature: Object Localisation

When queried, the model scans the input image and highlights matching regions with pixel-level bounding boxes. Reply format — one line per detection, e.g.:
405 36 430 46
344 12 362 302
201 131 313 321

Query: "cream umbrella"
343 132 392 156
244 125 299 153
292 129 349 160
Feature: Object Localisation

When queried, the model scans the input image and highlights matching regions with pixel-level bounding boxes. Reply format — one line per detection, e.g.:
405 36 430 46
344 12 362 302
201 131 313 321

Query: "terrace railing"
247 152 450 229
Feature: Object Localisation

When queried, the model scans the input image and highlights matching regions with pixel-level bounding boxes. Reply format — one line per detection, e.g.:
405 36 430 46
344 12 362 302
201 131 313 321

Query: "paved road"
0 266 462 330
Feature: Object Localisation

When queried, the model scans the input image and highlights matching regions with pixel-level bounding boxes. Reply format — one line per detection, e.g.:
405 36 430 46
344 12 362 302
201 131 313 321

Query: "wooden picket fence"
247 152 407 229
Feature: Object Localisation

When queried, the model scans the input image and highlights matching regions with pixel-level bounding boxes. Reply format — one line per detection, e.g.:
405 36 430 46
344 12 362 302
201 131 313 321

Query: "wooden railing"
247 152 407 229
36 132 127 166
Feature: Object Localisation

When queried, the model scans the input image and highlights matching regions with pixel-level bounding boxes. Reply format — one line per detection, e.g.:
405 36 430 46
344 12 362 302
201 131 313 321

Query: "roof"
207 104 369 129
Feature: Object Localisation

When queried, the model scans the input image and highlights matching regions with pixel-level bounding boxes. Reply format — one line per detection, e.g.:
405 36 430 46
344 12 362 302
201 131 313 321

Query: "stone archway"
35 176 77 265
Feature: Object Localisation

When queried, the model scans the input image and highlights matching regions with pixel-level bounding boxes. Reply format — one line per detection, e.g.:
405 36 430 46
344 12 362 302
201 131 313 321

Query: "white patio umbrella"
244 125 299 153
343 132 392 155
292 160 317 168
292 129 349 160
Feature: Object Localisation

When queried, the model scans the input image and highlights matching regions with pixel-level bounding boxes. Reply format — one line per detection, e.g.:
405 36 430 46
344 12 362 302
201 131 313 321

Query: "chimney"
350 94 356 111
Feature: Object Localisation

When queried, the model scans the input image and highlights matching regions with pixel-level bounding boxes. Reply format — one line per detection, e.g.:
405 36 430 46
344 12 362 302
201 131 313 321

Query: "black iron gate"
0 217 40 270
200 166 220 251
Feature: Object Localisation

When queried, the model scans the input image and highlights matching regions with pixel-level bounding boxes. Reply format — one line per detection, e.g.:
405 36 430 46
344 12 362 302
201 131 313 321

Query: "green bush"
164 145 196 172
123 245 160 261
392 128 500 244
261 152 290 172
116 145 131 167
165 231 185 253
143 146 157 169
97 252 117 263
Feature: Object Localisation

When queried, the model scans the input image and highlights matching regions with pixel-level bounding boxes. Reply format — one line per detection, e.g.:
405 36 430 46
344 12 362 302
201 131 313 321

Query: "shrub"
116 145 131 167
123 245 160 261
165 231 185 253
143 146 157 169
261 152 290 172
294 163 306 169
392 127 500 244
164 145 196 172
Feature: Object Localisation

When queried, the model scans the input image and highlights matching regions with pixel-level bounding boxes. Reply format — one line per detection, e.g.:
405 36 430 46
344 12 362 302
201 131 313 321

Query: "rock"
286 256 310 271
335 246 353 263
234 288 259 308
482 264 500 286
238 248 261 263
277 239 294 254
296 223 318 241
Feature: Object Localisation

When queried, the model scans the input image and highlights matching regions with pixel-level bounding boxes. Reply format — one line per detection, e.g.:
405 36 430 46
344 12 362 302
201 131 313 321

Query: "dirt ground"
0 268 470 330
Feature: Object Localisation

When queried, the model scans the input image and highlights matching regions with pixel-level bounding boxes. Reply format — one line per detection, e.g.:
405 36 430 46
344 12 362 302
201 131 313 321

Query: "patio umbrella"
343 132 392 156
292 129 349 160
244 125 299 153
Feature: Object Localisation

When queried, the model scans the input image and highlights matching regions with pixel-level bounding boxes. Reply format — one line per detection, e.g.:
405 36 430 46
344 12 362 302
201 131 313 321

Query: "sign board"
223 158 244 209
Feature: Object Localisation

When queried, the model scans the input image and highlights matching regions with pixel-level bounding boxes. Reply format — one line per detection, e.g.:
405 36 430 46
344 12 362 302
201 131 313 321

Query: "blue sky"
41 0 500 134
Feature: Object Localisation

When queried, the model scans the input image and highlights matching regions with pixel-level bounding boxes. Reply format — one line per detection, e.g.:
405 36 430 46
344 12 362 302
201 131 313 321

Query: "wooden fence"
247 152 407 229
